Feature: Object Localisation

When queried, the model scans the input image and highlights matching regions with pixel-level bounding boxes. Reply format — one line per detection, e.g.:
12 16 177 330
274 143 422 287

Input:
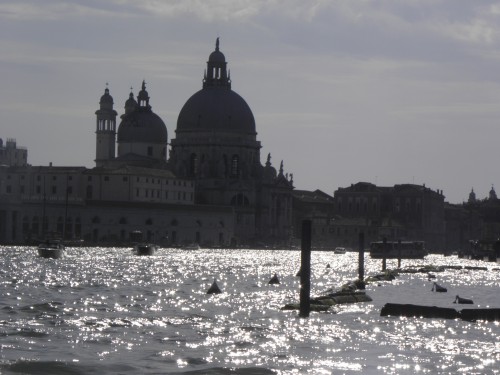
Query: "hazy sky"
2 0 500 204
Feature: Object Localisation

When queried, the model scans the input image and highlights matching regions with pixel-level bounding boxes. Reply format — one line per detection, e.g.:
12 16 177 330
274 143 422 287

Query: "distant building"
293 182 446 251
332 182 445 251
0 138 27 167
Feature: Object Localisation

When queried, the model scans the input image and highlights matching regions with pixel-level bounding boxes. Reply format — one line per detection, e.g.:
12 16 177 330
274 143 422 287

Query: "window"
86 185 93 199
6 185 11 193
123 176 128 182
231 155 239 177
147 146 153 156
104 176 109 182
52 186 57 194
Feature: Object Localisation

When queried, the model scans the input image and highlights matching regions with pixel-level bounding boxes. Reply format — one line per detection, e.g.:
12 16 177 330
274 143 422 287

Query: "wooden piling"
358 232 365 289
382 237 387 271
397 239 402 269
300 220 312 318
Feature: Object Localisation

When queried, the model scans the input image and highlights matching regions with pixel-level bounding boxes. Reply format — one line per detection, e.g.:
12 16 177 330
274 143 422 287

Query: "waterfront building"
0 39 292 247
293 182 446 251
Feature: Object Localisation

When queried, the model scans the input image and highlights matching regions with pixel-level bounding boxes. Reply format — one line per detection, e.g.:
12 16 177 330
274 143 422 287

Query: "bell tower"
95 85 118 167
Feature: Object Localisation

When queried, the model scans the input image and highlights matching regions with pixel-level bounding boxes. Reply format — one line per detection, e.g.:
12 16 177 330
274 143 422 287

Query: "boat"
182 243 201 250
38 239 65 259
370 240 426 259
129 230 157 256
333 247 346 254
132 243 158 256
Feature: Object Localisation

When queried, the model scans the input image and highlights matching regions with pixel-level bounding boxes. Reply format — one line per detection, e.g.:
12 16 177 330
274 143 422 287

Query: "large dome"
117 109 168 143
177 87 255 134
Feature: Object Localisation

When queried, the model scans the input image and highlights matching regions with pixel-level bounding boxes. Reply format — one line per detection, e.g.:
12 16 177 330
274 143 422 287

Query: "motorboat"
182 243 201 250
334 247 346 254
38 240 65 259
133 243 158 256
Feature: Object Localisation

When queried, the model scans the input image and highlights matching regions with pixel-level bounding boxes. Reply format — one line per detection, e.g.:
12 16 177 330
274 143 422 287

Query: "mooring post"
397 239 402 269
300 220 312 318
358 232 365 289
382 237 387 272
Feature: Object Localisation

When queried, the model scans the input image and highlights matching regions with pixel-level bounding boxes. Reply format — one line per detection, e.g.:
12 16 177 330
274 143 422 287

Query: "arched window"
22 216 30 235
230 155 239 177
75 218 81 237
190 153 198 176
57 216 64 234
31 216 39 235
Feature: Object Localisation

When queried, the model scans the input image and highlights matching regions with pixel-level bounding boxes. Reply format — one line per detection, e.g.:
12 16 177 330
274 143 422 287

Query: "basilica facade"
0 39 294 247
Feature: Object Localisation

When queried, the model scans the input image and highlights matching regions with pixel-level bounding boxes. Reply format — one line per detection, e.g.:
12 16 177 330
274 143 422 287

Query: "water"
0 247 499 374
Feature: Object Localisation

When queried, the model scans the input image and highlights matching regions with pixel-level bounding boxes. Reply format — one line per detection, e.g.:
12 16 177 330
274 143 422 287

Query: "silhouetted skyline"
2 1 500 204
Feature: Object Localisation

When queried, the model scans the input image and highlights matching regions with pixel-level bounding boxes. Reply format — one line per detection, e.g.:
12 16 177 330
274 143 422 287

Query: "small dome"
209 50 226 63
118 109 167 143
124 92 137 114
209 37 226 63
98 87 114 112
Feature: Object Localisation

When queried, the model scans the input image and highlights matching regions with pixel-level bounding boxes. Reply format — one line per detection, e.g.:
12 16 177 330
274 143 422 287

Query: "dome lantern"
203 38 231 89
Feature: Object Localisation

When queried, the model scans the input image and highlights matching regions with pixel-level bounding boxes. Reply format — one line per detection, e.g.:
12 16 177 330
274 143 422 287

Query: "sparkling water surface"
0 247 499 374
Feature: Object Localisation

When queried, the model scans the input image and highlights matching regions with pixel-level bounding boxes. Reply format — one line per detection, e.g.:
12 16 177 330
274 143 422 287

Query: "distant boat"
334 247 346 254
182 243 201 250
38 239 65 259
370 241 426 259
132 243 157 256
129 230 157 256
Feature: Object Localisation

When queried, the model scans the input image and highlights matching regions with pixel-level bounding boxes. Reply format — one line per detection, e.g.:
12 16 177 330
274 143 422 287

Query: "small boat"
334 247 346 254
133 243 157 256
182 243 201 250
38 240 65 259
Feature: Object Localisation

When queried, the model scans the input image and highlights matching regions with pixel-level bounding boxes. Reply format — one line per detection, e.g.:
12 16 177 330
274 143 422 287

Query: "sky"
1 0 500 204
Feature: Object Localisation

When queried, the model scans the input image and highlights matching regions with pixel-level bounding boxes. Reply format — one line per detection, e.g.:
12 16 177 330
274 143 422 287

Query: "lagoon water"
0 247 499 374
